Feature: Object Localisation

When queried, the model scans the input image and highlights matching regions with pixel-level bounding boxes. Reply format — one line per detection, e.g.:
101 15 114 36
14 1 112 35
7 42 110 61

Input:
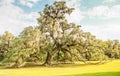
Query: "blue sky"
0 0 120 40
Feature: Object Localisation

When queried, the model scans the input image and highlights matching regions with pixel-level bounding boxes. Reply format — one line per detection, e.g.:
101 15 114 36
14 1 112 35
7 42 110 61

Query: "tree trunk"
43 52 52 66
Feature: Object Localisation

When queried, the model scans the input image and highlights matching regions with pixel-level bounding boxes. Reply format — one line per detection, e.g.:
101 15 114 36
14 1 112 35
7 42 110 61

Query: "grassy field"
0 60 120 76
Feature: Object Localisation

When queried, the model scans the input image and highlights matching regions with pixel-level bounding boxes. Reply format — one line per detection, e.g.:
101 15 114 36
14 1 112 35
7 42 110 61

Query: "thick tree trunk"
43 52 52 66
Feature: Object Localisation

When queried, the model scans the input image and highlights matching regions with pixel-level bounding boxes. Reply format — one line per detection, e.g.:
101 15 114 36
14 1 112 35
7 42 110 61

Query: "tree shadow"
50 61 108 68
1 60 111 69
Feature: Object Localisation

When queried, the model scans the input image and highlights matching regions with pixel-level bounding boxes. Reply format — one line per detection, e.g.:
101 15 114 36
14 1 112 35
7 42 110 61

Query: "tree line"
0 1 120 68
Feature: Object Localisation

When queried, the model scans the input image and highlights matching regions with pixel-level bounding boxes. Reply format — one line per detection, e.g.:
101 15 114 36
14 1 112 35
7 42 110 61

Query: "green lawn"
61 72 120 76
0 60 120 76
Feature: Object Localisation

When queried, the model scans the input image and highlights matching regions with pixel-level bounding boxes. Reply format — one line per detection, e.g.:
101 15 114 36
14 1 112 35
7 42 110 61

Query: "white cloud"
86 5 120 19
66 8 84 24
82 23 120 40
0 0 15 5
103 0 117 3
61 0 81 8
83 2 120 40
86 6 109 18
0 0 39 35
19 0 40 8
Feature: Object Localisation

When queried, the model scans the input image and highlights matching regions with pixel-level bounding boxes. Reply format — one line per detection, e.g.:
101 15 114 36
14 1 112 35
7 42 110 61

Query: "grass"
0 60 120 76
61 72 120 76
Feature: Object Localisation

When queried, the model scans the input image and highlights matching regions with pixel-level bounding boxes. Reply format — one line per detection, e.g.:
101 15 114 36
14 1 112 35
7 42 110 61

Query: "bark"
43 52 52 66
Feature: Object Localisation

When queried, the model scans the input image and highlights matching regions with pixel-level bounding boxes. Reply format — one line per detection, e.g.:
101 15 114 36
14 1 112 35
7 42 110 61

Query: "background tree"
3 26 42 67
0 31 15 61
105 40 120 59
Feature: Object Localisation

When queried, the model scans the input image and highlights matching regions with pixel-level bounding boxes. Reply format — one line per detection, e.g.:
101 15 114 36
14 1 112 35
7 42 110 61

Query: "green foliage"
0 1 120 68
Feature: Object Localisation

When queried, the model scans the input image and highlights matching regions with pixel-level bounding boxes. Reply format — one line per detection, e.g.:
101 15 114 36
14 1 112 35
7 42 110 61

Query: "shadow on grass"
0 62 107 69
22 61 103 68
59 72 120 76
2 63 87 69
0 60 112 69
48 60 112 68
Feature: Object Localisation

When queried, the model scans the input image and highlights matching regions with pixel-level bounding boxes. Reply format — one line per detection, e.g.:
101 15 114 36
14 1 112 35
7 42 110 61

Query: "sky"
0 0 120 40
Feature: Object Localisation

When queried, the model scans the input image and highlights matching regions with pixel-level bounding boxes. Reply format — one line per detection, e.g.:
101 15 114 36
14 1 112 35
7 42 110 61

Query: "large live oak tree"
37 1 87 65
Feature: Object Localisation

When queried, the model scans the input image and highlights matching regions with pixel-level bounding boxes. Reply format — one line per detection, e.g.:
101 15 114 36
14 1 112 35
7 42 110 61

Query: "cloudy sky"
0 0 120 40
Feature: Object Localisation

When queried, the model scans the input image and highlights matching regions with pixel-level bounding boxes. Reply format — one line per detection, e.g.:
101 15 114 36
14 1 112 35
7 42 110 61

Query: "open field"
0 60 120 76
